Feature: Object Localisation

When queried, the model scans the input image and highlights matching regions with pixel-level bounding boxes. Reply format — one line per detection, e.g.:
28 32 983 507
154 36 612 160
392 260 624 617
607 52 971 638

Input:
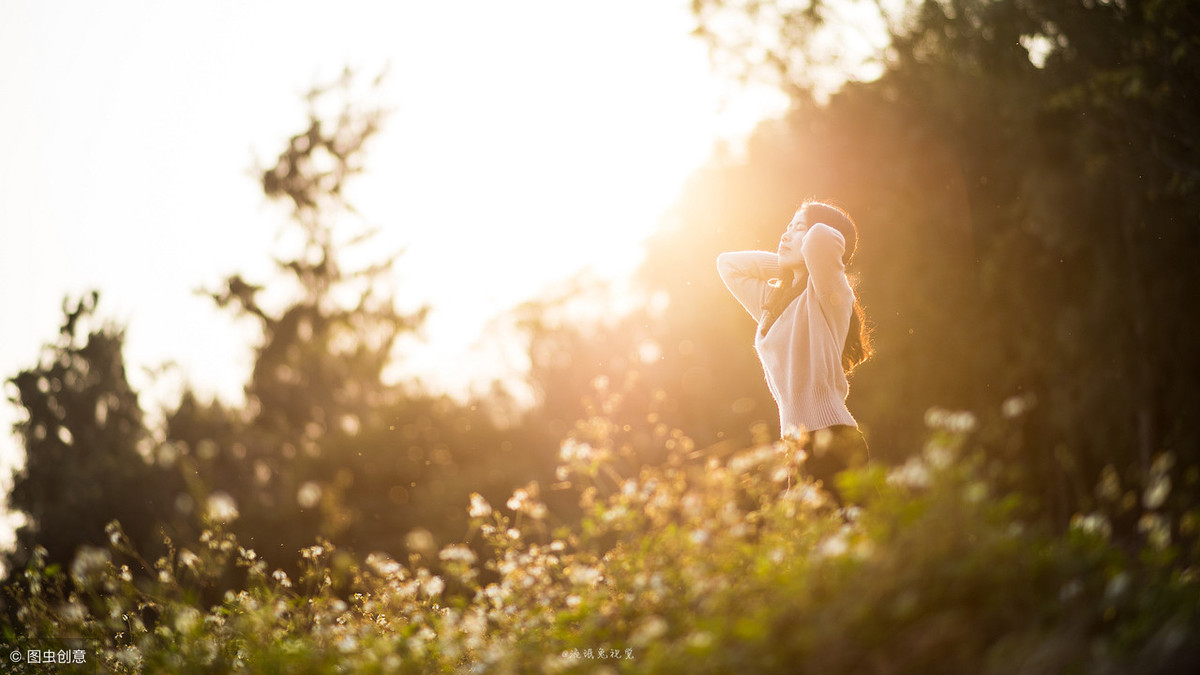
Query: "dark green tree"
5 293 180 573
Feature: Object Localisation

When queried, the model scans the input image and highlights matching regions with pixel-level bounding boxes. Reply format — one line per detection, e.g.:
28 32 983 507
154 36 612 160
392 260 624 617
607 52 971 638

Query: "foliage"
4 293 182 574
5 411 1199 673
214 68 422 444
634 0 1200 527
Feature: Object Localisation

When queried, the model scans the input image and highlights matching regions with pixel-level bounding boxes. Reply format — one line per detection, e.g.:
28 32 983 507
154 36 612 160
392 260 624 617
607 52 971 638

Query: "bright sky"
0 0 789 539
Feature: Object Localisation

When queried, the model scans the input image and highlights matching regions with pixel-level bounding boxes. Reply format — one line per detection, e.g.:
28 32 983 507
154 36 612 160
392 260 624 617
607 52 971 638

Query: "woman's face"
777 209 809 270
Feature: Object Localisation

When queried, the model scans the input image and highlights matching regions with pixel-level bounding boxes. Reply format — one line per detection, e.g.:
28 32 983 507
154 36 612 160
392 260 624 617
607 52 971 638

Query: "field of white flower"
4 413 1199 674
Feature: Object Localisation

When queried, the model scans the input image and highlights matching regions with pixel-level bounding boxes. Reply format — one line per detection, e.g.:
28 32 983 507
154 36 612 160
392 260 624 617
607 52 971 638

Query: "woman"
717 200 873 492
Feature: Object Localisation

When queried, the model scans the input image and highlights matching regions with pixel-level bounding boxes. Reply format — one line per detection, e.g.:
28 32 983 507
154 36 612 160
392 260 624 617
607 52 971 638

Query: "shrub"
4 415 1199 673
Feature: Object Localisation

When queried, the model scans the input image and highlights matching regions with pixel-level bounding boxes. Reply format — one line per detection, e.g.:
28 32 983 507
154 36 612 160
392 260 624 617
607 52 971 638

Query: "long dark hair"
759 200 873 375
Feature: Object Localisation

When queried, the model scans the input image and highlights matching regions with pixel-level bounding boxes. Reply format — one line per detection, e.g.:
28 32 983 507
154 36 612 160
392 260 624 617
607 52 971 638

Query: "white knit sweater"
717 223 857 435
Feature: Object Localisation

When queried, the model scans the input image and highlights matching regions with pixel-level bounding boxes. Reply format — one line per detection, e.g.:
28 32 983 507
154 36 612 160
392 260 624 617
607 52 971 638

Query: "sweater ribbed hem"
779 393 857 437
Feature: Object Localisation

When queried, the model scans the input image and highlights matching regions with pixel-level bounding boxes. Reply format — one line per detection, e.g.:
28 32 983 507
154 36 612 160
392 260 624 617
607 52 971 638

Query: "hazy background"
0 0 786 517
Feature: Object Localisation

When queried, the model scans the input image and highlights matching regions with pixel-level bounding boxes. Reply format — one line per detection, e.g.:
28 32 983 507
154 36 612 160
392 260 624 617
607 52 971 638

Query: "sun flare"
0 0 787 467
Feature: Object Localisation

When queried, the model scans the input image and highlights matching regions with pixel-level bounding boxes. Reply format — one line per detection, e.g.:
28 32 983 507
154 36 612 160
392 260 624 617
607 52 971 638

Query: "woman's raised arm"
801 223 849 299
716 251 782 319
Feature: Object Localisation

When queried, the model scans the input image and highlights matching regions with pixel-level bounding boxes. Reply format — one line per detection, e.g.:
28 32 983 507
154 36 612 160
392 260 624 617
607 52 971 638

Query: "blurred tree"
163 69 418 561
226 69 422 443
5 293 181 572
167 70 561 567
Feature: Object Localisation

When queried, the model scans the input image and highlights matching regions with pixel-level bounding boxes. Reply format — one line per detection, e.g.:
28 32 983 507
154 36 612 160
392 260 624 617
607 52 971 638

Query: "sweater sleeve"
716 251 782 319
800 224 848 302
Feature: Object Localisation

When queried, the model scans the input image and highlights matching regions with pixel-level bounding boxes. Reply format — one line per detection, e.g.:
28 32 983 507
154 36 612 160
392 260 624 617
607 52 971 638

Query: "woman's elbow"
801 227 845 266
716 252 735 277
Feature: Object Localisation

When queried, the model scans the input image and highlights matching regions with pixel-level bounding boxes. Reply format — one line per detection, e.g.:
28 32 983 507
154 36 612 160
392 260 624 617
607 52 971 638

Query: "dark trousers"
802 425 869 501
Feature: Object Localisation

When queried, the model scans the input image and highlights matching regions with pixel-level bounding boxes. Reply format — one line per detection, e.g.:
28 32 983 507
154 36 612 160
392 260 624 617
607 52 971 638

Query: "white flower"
630 615 668 647
59 601 87 624
366 552 403 578
925 445 953 469
681 493 703 519
924 407 949 428
439 544 477 565
622 480 638 497
461 608 487 637
405 528 435 553
559 439 594 462
105 521 123 545
468 493 492 518
1070 512 1112 540
567 564 601 586
728 446 774 474
947 411 977 433
483 583 506 607
174 607 201 634
422 575 445 597
506 489 527 511
688 631 714 649
70 546 111 585
601 505 627 523
206 492 239 524
1143 474 1171 510
816 531 849 559
297 481 323 509
114 646 142 668
178 548 200 571
1001 394 1036 418
782 425 807 443
887 457 932 489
